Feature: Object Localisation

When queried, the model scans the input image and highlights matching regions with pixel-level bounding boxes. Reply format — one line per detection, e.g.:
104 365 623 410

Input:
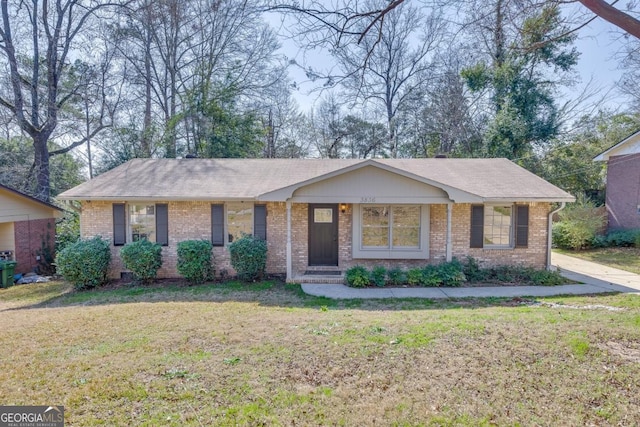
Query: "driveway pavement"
301 252 640 300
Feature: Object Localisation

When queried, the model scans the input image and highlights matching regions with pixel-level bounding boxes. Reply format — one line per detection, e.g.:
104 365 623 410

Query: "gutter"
546 202 566 270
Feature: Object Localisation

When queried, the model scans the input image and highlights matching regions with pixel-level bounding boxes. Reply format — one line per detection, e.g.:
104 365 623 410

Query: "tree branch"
578 0 640 39
49 123 112 156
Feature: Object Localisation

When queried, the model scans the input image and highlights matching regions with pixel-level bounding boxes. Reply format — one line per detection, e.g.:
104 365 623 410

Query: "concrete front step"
293 274 345 284
305 266 342 272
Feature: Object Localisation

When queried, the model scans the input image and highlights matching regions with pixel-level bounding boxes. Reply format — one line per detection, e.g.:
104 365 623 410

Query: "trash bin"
0 261 17 288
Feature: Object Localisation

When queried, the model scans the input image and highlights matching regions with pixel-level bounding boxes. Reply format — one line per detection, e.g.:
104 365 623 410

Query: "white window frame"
128 202 156 243
352 204 429 259
225 202 254 245
483 204 514 249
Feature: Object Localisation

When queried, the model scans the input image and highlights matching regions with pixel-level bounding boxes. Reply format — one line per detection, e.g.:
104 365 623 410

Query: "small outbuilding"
0 184 63 274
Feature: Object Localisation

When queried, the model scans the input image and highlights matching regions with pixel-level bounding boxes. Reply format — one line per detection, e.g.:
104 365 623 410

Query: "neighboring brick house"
58 158 574 282
0 184 63 274
594 130 640 230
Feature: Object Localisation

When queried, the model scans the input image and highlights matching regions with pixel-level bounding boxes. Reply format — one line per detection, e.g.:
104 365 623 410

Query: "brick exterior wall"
13 218 56 274
606 153 640 230
80 201 289 279
449 202 549 268
79 200 550 279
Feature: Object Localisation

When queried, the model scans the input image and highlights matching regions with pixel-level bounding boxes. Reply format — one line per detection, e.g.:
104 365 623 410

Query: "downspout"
446 203 453 262
286 199 292 282
547 202 566 270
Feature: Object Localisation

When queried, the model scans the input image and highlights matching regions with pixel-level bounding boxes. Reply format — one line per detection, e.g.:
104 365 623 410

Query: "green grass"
556 247 640 274
1 280 640 425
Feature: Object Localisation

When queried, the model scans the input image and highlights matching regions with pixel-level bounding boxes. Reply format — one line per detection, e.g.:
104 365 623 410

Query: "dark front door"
308 204 339 266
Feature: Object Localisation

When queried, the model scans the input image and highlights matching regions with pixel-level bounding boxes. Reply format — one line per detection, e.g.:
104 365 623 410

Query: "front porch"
282 200 454 283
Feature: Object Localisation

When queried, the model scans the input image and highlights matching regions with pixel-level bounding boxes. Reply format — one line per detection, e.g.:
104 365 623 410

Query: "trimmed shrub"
406 268 424 286
386 267 406 286
228 234 267 282
462 256 488 282
492 265 519 283
420 265 442 287
177 240 214 284
590 234 608 248
437 259 466 287
605 229 640 247
526 268 565 286
460 256 566 286
552 196 606 250
371 266 387 287
120 240 162 284
345 266 370 288
56 236 111 290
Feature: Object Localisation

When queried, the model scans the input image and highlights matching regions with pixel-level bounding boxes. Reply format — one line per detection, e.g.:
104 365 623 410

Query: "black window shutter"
155 204 169 246
211 204 224 246
515 205 529 248
470 205 484 248
113 203 126 246
254 205 267 240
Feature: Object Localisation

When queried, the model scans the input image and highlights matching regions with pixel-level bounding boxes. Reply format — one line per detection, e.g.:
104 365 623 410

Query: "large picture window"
353 204 428 259
362 205 420 249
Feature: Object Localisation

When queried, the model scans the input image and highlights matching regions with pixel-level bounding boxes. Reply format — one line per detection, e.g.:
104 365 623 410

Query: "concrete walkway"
301 253 640 300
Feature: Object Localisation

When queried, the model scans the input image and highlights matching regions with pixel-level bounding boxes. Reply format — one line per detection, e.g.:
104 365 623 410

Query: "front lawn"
556 247 640 275
1 280 640 425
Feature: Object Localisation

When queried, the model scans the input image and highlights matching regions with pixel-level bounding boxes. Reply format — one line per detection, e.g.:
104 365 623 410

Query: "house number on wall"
360 196 376 203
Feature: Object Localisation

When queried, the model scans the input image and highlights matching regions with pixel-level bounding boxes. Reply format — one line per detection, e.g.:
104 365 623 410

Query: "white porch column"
286 200 292 282
446 202 453 262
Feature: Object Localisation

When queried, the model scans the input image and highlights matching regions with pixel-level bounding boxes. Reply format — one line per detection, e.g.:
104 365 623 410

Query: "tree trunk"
33 135 51 201
142 26 152 157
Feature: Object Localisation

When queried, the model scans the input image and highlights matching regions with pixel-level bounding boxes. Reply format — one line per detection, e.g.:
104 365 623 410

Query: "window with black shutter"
470 204 528 249
113 203 126 246
155 204 169 246
515 205 529 248
254 205 267 240
470 205 484 248
211 204 224 246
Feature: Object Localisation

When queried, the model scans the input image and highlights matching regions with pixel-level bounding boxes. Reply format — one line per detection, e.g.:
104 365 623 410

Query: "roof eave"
482 196 576 203
59 196 259 202
593 128 640 161
1 184 64 212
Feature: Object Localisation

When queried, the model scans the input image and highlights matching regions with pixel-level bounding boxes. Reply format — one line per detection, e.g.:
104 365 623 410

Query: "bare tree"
276 0 445 157
403 50 483 157
331 1 445 157
307 92 348 158
113 0 284 159
257 80 310 158
0 0 125 201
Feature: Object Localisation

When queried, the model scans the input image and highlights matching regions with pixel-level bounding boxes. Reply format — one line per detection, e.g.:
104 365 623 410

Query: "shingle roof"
58 158 574 202
0 183 64 211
